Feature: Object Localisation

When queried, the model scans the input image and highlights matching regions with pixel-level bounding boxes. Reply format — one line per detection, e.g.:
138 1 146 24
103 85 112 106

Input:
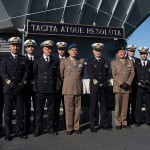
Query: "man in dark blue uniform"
33 40 60 137
134 46 150 127
0 59 4 137
86 43 111 133
1 37 29 141
126 44 140 125
54 41 68 129
23 39 37 134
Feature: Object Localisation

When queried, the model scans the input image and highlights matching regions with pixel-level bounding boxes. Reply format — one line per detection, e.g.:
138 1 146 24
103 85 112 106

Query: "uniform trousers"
4 94 24 136
89 89 108 128
114 93 129 126
35 93 55 132
127 84 137 124
24 89 35 133
127 92 136 124
135 92 150 124
54 90 65 127
64 95 81 131
0 94 4 134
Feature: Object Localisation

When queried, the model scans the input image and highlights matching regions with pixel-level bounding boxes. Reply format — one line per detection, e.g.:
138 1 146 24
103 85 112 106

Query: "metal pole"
21 30 25 55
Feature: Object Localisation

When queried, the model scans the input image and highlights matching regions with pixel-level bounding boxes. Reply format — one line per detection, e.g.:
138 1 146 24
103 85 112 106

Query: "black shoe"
33 131 43 137
74 130 82 134
66 130 74 135
5 136 12 141
48 129 58 135
122 125 129 128
146 123 150 126
90 127 97 133
19 134 28 139
135 123 140 127
116 126 122 130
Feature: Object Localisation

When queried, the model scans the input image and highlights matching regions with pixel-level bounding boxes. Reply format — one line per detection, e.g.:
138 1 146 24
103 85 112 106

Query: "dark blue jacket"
1 54 29 94
134 59 150 93
86 57 111 93
33 56 60 94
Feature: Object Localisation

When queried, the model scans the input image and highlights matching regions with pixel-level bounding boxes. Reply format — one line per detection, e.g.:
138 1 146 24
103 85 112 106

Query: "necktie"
14 56 17 61
122 59 125 65
143 61 146 67
72 59 77 67
131 58 134 63
46 58 49 63
30 57 33 61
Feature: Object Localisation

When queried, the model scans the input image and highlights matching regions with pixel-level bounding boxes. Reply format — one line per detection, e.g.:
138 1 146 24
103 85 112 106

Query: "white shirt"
27 54 34 60
128 56 135 63
43 55 50 62
11 52 18 58
95 57 101 61
59 55 65 59
141 60 148 66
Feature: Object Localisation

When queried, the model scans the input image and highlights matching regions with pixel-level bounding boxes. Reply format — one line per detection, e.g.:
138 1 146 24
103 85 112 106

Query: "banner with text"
27 21 125 39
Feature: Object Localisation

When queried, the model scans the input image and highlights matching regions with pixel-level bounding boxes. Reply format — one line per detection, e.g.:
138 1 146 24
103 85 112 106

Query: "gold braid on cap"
29 39 33 44
131 45 136 49
13 37 18 42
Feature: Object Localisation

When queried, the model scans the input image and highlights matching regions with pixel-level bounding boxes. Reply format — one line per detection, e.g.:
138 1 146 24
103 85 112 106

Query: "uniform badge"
67 66 71 74
148 68 150 72
93 79 98 85
77 64 83 68
94 65 97 68
6 79 11 85
104 64 108 68
117 66 120 72
24 80 27 85
126 64 131 71
84 62 87 65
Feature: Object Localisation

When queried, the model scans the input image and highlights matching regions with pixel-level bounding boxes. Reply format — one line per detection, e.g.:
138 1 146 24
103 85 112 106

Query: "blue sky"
127 16 150 58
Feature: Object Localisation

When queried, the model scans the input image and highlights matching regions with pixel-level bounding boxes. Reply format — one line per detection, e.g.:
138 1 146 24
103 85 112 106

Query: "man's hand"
120 82 130 90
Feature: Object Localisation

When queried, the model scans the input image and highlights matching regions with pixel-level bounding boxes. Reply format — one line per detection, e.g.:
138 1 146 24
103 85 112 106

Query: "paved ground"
0 105 150 150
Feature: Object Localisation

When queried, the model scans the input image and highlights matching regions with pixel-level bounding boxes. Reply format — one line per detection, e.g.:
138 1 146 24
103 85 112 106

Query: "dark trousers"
135 92 150 124
4 94 24 137
127 92 136 124
89 89 108 128
24 90 35 133
35 93 55 132
54 90 65 127
0 94 4 134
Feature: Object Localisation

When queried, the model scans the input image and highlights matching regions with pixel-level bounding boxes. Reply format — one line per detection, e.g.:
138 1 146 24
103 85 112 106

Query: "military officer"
54 41 68 128
86 43 111 133
0 59 4 137
126 44 140 124
60 43 84 135
33 40 60 137
23 39 37 134
1 37 29 141
134 46 150 127
111 46 135 129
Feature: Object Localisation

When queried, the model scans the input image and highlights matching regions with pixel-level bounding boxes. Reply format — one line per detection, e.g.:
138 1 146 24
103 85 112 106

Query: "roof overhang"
0 0 150 38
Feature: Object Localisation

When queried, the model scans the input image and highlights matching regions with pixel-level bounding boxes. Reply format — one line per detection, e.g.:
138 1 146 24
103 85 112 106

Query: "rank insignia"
6 79 11 85
93 79 98 85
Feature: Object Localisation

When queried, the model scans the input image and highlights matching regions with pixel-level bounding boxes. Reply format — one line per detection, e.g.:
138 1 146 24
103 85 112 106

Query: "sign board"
27 21 125 39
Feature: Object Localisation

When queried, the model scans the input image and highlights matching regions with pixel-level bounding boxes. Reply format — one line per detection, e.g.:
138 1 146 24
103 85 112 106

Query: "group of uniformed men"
0 37 150 141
